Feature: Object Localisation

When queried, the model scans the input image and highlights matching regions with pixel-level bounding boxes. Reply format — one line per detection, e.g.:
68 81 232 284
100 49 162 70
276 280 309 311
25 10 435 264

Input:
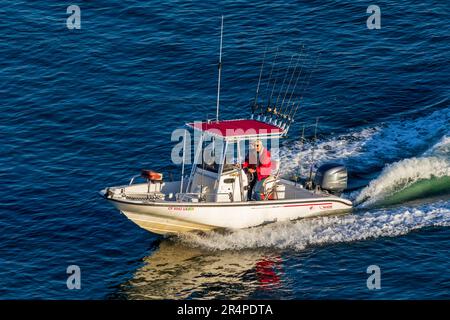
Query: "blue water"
1 0 449 299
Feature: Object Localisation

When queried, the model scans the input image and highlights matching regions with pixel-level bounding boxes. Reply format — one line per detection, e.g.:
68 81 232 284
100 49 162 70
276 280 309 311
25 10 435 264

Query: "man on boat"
243 139 272 200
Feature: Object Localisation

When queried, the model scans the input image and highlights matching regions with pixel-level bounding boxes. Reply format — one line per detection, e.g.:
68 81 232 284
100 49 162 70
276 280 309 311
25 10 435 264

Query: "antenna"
216 15 224 122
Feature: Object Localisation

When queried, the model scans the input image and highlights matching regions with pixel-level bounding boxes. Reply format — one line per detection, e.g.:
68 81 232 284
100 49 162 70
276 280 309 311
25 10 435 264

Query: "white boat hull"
104 191 352 235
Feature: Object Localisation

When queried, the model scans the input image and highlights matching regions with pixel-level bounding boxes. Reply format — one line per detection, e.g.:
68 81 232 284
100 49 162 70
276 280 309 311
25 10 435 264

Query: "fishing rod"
268 51 284 115
264 48 279 109
284 47 308 118
279 50 303 115
306 117 320 190
274 54 294 115
289 52 321 126
277 52 304 130
295 124 306 185
287 71 310 123
261 49 280 123
252 46 267 118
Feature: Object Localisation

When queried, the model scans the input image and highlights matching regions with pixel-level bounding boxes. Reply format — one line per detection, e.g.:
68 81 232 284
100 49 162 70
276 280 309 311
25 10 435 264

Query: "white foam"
280 106 450 177
280 127 379 177
177 108 450 251
355 157 450 206
354 137 450 206
423 136 450 157
178 201 450 251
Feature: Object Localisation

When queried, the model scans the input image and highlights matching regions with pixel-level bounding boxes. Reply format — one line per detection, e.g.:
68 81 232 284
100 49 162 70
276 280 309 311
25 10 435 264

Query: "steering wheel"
244 167 255 183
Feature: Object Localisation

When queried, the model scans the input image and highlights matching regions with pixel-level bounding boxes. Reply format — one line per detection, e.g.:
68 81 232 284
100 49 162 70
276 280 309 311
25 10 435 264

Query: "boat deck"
106 178 337 204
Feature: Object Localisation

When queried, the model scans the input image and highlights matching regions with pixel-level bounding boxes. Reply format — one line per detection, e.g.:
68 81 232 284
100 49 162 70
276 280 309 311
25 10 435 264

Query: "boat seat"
263 181 285 200
270 159 280 177
141 169 163 183
251 158 282 200
261 171 286 200
264 159 280 191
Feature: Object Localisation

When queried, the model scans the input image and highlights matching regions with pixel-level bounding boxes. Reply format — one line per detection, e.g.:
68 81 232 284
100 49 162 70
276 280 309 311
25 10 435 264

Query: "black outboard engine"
313 163 348 195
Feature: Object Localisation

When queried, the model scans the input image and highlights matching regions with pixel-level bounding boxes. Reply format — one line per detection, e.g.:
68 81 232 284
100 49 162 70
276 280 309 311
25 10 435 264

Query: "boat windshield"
194 137 280 174
196 162 235 173
195 136 236 173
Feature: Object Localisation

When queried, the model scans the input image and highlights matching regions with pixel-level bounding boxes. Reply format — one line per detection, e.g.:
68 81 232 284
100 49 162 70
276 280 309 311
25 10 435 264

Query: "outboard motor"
314 163 347 195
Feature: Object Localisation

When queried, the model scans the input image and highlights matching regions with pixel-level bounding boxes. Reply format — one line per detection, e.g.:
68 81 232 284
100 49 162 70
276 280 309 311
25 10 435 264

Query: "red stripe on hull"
283 202 333 208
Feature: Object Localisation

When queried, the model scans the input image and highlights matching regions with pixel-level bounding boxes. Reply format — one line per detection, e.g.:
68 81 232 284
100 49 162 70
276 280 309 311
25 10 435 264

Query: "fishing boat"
100 17 352 235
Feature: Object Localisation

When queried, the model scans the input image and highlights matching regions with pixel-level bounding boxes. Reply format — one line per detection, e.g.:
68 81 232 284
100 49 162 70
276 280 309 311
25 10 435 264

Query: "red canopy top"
186 119 284 139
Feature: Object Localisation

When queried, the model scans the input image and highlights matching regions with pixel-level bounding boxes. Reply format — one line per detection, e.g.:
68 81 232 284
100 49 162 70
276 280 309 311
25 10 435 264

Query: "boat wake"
178 200 450 251
349 136 450 207
281 102 449 177
354 139 450 207
281 104 450 207
176 105 450 250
